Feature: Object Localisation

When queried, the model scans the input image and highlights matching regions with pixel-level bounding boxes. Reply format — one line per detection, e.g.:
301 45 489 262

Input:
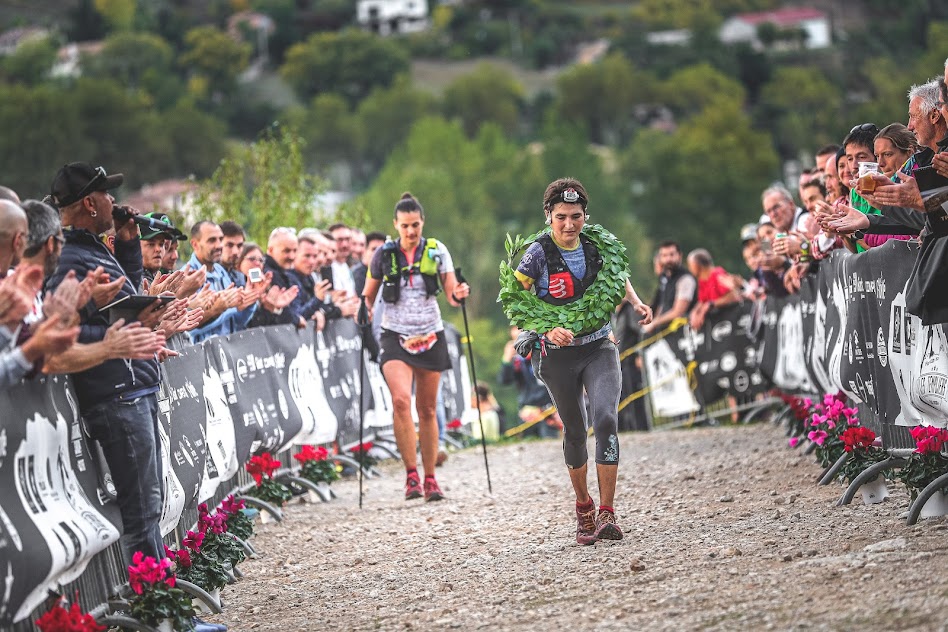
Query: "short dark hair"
328 222 348 233
543 178 588 211
365 231 386 244
220 220 245 239
394 192 424 218
190 220 216 239
842 124 878 154
815 144 840 158
656 240 681 254
298 234 317 246
801 178 827 198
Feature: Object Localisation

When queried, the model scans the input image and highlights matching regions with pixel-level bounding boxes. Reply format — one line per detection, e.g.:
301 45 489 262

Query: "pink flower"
788 437 800 448
183 529 204 552
808 430 828 446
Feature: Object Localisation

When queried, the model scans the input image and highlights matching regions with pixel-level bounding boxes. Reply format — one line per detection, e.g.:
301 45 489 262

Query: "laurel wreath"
497 223 629 334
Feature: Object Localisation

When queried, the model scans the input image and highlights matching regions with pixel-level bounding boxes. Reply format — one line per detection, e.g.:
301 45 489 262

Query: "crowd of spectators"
0 161 396 587
644 57 948 341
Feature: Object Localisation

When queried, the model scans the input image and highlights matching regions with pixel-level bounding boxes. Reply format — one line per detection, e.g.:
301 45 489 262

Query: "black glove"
514 330 539 358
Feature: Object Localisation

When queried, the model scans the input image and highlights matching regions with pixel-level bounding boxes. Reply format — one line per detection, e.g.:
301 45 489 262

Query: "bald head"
0 186 20 204
0 200 29 270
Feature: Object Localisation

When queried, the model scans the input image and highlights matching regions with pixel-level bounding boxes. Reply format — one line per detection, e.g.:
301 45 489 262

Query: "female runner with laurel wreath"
363 193 470 502
500 178 652 544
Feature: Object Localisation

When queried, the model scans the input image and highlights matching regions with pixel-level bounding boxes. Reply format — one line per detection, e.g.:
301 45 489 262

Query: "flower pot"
260 510 273 524
193 587 221 614
859 475 889 505
156 619 174 632
305 490 320 504
920 490 948 518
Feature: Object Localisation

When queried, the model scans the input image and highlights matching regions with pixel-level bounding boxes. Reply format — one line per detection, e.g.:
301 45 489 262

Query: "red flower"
447 419 462 430
36 597 105 632
175 548 192 568
128 552 173 596
350 441 374 454
911 426 948 454
246 452 281 485
293 445 329 463
840 426 876 452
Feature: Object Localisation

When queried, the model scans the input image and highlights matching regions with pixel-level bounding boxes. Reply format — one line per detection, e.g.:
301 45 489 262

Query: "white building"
357 0 429 36
719 7 830 50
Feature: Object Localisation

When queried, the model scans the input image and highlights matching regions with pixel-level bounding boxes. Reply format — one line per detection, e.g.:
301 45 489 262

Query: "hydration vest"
536 233 602 306
380 237 442 303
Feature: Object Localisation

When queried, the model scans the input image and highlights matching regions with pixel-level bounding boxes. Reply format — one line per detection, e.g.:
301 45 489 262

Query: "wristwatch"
852 230 866 240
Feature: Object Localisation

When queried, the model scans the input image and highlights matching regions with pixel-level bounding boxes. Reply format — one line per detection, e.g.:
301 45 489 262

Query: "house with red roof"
719 7 830 50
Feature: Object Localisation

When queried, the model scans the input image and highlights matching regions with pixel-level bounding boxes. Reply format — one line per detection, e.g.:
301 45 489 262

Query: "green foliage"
280 29 409 104
192 126 326 244
180 26 251 99
757 66 842 159
661 63 746 117
291 93 362 170
355 76 436 175
94 0 137 32
128 586 196 631
200 531 246 569
555 53 659 144
1 36 58 86
225 511 254 542
299 460 340 485
631 0 722 31
498 223 629 334
624 98 779 273
85 31 174 90
246 477 293 506
443 62 524 137
176 549 231 593
898 452 948 500
838 446 889 485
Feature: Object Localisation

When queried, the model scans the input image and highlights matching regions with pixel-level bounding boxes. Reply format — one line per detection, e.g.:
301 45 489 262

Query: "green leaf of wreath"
497 223 630 334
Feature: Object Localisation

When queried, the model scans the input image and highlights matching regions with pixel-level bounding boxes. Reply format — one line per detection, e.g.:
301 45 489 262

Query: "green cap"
141 212 185 241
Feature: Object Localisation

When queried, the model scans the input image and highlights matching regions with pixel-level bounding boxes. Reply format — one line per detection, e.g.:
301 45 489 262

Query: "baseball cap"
50 163 123 208
141 212 186 241
740 223 758 243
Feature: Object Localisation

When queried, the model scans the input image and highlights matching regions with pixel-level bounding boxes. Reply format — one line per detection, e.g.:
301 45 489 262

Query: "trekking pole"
357 296 370 509
453 268 492 494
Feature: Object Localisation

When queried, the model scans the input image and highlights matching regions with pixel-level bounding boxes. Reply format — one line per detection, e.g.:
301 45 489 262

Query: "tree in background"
355 76 436 178
442 62 524 138
180 26 252 102
286 93 362 172
757 66 842 160
191 126 325 244
555 53 660 145
280 29 409 105
93 0 137 32
0 36 58 87
624 98 779 273
661 63 746 119
84 32 178 99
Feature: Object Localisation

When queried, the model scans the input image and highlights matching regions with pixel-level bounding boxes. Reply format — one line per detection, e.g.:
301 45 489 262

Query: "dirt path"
207 424 948 631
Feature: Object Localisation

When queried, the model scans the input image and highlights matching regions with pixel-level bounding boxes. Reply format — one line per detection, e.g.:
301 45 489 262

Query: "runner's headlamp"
546 187 587 209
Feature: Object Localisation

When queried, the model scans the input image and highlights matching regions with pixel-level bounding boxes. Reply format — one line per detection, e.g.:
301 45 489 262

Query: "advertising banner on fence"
0 376 121 624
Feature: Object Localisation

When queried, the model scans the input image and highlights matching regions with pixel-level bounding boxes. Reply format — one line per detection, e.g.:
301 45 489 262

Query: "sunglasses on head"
74 166 107 200
849 123 878 135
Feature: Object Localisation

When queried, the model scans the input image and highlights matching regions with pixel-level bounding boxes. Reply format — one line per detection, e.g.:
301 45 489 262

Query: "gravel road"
207 423 948 631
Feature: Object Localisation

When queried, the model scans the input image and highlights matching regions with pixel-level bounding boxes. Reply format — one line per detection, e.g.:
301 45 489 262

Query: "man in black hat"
46 162 170 565
139 212 185 287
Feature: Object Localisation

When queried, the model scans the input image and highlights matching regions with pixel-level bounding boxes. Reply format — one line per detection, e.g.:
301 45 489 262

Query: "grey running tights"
532 338 621 468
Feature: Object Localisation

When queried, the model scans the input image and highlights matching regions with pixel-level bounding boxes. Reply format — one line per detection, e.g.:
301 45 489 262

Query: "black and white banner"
0 317 476 625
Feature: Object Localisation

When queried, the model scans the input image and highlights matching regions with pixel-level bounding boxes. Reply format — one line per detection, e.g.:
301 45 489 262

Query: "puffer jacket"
45 229 159 411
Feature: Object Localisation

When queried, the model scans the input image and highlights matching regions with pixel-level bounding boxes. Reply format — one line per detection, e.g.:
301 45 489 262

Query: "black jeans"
83 393 164 564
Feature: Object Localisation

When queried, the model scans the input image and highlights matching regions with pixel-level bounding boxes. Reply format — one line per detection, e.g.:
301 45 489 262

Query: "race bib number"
399 332 438 355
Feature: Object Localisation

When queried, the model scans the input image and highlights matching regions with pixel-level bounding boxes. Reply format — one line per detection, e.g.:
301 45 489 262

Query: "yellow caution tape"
618 317 689 362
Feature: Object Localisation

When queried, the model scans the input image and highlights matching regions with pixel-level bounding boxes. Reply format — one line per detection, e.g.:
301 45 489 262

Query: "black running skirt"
379 329 452 372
